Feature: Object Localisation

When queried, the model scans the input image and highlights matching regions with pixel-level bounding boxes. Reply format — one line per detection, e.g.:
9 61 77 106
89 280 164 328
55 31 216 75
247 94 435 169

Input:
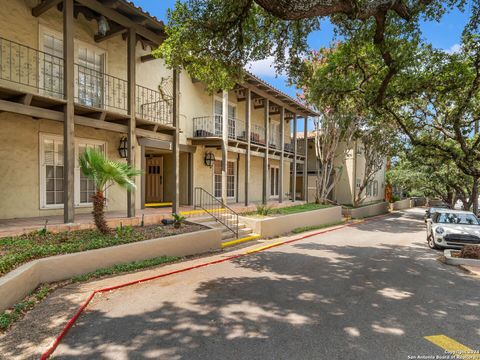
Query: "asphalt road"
55 209 480 359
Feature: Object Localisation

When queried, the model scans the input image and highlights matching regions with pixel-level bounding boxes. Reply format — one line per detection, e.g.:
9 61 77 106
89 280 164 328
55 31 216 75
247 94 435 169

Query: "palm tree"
79 148 141 234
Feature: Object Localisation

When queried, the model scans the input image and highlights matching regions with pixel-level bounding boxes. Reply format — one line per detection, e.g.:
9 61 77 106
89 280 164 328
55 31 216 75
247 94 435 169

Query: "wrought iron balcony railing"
0 37 172 126
137 85 173 126
0 37 64 98
192 116 249 141
74 63 128 112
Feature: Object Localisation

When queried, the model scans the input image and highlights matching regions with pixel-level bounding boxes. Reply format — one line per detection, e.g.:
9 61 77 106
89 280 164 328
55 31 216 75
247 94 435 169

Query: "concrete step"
221 227 252 240
222 231 260 244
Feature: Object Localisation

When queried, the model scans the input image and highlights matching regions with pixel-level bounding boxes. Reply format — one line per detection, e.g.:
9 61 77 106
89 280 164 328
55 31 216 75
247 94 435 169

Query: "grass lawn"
0 222 205 276
243 203 332 217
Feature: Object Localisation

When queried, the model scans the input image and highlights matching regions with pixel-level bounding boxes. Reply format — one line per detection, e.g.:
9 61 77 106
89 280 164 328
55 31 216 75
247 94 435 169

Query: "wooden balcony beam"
32 0 63 17
75 0 166 45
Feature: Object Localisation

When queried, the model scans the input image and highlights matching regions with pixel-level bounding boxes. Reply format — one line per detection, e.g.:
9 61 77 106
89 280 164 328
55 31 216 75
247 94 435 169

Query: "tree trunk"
92 190 109 234
472 177 479 215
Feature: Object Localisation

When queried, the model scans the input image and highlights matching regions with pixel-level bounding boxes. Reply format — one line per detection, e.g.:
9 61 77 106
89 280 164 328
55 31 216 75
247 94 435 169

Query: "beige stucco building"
296 134 387 206
0 0 317 223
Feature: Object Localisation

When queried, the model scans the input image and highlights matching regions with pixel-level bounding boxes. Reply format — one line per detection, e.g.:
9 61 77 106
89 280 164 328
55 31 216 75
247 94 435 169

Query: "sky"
133 0 470 130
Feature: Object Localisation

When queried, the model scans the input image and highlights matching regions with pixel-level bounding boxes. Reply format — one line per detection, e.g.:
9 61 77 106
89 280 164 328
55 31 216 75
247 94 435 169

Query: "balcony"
0 37 172 127
192 116 268 145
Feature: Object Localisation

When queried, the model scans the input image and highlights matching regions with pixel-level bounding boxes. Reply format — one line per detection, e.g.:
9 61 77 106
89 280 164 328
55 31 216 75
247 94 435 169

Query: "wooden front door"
146 156 164 203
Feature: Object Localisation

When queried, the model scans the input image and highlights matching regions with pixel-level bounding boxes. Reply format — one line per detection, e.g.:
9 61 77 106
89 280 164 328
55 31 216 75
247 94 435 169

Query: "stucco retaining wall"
239 206 342 238
391 198 413 211
342 202 390 219
0 228 222 312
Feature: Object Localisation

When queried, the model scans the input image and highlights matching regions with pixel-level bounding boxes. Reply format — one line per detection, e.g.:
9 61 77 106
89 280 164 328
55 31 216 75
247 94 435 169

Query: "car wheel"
427 233 439 249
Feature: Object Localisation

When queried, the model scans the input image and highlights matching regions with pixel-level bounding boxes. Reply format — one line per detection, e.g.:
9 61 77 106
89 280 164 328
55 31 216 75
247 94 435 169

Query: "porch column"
279 107 285 203
127 27 136 217
188 152 194 206
262 99 269 204
291 114 297 202
172 69 180 213
140 145 146 209
221 89 228 204
244 88 251 206
63 0 75 223
303 116 308 202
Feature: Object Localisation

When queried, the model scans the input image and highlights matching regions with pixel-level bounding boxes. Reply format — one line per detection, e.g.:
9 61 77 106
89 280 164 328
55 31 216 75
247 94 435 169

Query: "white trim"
39 133 64 210
213 159 237 200
39 133 107 210
269 164 280 198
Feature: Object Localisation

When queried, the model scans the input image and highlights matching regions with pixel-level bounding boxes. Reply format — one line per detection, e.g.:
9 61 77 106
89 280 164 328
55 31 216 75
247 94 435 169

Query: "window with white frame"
366 181 373 196
40 134 106 208
76 141 106 204
77 46 105 107
42 33 64 97
270 166 279 197
214 99 236 138
213 159 235 199
373 180 379 197
40 28 106 107
42 136 64 206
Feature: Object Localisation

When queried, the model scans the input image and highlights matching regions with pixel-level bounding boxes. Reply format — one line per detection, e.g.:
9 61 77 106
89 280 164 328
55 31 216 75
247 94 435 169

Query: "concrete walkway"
1 209 478 359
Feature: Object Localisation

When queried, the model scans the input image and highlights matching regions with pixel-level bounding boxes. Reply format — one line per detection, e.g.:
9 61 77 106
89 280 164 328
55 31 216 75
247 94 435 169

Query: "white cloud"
445 43 461 54
246 56 286 78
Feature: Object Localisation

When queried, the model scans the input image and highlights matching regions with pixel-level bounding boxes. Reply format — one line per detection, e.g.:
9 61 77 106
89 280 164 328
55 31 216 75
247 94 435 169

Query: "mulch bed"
0 222 206 276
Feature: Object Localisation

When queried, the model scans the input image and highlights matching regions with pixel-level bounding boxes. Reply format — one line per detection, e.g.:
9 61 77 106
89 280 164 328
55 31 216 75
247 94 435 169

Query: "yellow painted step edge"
144 202 172 207
222 234 261 248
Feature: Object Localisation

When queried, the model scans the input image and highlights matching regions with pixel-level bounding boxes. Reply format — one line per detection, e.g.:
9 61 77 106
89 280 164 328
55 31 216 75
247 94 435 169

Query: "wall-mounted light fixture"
118 137 128 159
204 152 215 167
97 16 110 37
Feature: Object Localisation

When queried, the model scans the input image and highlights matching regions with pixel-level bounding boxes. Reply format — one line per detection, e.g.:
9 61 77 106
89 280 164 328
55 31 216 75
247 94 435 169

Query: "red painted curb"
40 211 391 359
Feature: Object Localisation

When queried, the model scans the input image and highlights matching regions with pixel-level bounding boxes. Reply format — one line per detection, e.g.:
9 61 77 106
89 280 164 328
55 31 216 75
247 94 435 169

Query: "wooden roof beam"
94 23 127 42
32 0 63 17
75 0 166 45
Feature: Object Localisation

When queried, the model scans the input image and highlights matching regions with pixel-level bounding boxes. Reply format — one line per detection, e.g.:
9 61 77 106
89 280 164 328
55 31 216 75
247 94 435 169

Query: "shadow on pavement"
54 227 479 360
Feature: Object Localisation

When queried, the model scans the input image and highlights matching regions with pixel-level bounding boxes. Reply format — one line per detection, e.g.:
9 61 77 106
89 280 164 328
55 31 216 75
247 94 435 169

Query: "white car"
426 209 480 249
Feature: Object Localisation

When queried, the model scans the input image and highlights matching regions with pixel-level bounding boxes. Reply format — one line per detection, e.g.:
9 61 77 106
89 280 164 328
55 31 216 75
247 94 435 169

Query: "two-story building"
295 133 387 205
0 0 317 227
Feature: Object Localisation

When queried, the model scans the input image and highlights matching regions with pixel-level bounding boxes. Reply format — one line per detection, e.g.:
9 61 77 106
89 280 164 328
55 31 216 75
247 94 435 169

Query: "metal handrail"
194 187 239 238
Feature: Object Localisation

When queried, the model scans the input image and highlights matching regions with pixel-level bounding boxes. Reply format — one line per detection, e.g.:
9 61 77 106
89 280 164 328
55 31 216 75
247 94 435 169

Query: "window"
41 136 64 206
213 159 236 199
76 141 105 204
40 134 106 208
77 46 105 107
373 180 379 197
270 166 280 197
42 33 64 97
214 99 236 138
356 178 361 188
366 181 372 196
41 28 106 106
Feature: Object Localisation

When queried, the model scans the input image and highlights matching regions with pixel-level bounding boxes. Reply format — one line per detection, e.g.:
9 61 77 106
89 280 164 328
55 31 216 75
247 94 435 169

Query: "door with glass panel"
270 166 279 197
214 160 235 199
214 100 237 138
42 33 64 98
77 47 105 108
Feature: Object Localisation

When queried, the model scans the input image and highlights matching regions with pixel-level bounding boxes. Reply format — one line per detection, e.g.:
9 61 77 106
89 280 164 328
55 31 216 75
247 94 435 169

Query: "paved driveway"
55 209 479 359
